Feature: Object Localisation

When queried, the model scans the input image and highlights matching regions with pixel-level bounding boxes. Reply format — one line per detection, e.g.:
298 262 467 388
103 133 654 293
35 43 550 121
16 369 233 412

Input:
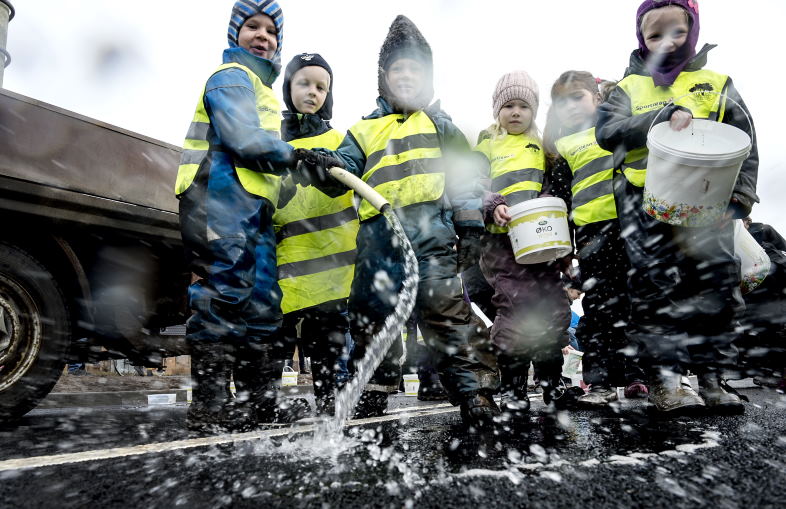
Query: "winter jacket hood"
222 47 280 88
377 15 434 113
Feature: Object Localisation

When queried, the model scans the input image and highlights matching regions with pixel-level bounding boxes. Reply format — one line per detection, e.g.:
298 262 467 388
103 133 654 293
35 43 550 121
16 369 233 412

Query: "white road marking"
0 404 458 473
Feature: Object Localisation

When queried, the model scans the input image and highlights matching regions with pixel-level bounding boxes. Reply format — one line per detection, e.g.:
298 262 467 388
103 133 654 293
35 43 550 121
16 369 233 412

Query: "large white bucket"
507 197 572 264
733 219 770 294
643 119 751 227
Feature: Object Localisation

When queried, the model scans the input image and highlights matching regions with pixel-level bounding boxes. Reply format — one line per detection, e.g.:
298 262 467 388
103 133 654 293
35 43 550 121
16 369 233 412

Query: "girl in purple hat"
595 0 759 415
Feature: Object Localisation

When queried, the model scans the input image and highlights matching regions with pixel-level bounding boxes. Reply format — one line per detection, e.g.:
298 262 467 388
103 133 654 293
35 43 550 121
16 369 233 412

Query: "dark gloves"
456 227 484 273
291 148 344 187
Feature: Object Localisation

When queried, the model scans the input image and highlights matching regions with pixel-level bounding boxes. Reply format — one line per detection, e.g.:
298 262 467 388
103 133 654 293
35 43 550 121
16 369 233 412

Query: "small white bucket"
403 374 419 396
281 366 298 386
507 197 572 264
562 349 584 378
734 219 770 294
644 119 751 227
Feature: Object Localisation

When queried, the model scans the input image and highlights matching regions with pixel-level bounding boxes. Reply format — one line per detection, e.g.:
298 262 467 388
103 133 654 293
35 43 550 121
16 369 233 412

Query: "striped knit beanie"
227 0 284 66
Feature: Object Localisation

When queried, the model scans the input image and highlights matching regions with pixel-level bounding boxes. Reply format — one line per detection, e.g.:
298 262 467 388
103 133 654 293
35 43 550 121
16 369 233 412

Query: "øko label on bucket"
507 197 572 265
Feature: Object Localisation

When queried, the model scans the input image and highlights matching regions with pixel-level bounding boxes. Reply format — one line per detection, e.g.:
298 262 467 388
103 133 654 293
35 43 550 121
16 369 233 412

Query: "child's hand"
493 204 511 227
562 345 575 356
669 110 693 131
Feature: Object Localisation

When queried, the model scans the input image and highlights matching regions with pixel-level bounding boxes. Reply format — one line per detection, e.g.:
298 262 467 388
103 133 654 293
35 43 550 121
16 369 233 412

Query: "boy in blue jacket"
175 0 341 431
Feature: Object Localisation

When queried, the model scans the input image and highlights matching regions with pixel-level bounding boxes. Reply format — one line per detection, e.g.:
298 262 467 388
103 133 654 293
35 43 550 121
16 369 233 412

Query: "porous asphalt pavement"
0 389 784 508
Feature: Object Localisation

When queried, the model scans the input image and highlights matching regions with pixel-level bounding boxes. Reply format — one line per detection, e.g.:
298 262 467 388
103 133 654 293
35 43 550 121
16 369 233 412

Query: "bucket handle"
0 48 9 69
646 90 753 139
282 366 296 374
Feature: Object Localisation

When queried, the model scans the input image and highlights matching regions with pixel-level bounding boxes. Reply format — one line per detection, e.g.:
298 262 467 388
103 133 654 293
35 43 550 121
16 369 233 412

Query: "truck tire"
0 243 71 421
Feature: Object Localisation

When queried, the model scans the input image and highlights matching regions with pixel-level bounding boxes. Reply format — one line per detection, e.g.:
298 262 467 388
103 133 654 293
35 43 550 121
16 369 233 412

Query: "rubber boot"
541 377 583 410
577 385 619 408
417 373 449 401
353 390 388 419
459 392 500 429
698 372 744 414
187 342 252 433
497 369 530 422
234 343 311 426
648 370 705 414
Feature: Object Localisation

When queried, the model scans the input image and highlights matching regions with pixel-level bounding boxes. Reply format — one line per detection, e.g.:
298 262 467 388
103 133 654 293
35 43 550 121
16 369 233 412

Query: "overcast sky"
4 0 784 233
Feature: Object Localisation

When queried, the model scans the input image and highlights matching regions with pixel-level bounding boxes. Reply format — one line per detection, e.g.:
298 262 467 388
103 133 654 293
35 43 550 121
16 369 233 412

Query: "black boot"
459 392 500 428
187 342 252 433
234 343 311 426
353 390 389 419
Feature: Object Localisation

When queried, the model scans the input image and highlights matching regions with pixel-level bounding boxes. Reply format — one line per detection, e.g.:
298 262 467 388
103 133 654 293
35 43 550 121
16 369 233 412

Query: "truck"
0 15 192 418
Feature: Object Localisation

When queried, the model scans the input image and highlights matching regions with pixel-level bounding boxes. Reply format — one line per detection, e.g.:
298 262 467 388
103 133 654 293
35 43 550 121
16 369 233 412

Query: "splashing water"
323 207 419 435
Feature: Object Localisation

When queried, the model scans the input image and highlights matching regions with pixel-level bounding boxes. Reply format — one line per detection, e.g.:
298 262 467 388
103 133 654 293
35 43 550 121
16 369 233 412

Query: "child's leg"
300 309 349 415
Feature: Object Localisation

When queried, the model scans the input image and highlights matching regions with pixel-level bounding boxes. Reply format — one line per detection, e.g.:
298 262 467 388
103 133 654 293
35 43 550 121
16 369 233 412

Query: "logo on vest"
689 82 715 102
525 143 541 152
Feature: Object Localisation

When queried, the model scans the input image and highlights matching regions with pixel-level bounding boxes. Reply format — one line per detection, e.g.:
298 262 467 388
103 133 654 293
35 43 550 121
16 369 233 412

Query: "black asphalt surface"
0 389 785 508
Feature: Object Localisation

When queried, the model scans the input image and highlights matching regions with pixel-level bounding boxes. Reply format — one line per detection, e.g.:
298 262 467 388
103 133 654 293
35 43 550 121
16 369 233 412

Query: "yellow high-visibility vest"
175 62 283 202
555 127 617 226
475 133 546 233
274 129 359 314
617 69 729 186
349 111 444 221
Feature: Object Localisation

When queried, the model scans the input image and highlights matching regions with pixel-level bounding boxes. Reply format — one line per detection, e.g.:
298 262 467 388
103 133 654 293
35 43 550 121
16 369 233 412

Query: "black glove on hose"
291 148 345 187
456 227 484 273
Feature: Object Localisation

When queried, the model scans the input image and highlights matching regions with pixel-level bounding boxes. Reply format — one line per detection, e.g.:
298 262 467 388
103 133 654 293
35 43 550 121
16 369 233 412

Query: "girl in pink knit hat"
475 70 580 420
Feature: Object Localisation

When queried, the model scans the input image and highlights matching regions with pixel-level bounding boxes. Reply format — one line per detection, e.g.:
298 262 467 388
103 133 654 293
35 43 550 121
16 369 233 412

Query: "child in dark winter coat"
543 71 648 408
275 53 358 416
323 15 500 426
596 0 758 414
175 0 341 432
475 70 574 417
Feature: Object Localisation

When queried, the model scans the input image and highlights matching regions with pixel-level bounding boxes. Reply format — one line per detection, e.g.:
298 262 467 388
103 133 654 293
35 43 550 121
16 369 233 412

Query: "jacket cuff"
482 192 507 224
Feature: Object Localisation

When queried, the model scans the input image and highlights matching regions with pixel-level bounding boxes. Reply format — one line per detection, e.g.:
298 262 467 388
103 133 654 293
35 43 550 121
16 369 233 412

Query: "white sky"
4 0 785 233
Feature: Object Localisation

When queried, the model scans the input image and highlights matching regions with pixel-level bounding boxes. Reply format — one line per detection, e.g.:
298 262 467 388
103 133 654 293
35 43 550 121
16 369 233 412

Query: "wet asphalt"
0 389 785 509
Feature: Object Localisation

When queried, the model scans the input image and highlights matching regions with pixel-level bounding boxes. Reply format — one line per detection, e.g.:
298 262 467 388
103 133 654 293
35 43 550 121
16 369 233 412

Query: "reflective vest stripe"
278 265 355 313
475 133 546 233
555 127 617 226
491 168 545 194
617 69 729 187
572 171 614 208
350 112 444 221
278 249 358 280
276 206 357 241
365 153 442 188
365 133 439 170
274 128 358 314
175 62 281 200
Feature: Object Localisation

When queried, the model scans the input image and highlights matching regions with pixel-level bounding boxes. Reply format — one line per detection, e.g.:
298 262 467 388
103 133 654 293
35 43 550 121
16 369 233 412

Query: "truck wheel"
0 243 71 421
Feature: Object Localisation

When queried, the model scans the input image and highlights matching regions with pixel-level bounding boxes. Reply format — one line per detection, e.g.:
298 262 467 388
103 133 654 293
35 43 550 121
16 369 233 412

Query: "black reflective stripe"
276 207 358 241
491 168 544 193
572 179 614 208
365 158 439 188
180 149 208 165
278 249 358 280
624 157 648 169
186 122 210 141
571 155 614 185
365 133 439 171
504 190 539 207
453 209 483 223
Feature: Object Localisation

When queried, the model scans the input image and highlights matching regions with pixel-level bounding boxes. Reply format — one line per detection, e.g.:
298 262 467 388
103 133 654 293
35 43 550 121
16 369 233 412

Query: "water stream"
324 207 419 434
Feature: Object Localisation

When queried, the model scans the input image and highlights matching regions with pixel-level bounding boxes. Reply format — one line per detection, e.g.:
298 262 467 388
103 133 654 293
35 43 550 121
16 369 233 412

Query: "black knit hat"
377 15 434 111
282 53 334 120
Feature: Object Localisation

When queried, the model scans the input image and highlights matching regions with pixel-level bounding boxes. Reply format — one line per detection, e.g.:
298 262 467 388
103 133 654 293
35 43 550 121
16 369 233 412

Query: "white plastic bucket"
281 366 298 386
734 219 770 294
562 349 584 378
644 119 751 227
507 197 572 264
403 374 419 396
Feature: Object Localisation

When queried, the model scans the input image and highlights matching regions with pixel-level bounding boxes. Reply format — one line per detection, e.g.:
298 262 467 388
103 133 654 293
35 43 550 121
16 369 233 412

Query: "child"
324 15 500 426
175 0 340 431
596 0 758 414
275 53 357 416
475 70 574 418
543 71 648 408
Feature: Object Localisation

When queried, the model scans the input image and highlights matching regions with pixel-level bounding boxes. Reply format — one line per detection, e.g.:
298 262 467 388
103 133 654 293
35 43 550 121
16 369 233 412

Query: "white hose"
327 167 390 212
